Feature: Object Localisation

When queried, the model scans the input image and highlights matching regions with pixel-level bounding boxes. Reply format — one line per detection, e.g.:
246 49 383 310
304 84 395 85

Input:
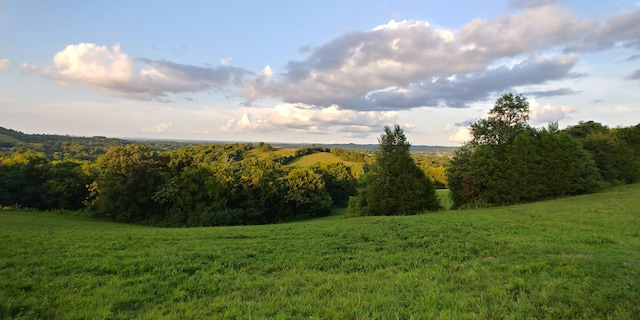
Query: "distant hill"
0 126 458 155
266 142 458 155
0 126 123 144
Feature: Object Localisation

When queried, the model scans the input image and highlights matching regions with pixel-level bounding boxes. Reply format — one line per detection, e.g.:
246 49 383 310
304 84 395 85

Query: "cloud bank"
23 43 250 102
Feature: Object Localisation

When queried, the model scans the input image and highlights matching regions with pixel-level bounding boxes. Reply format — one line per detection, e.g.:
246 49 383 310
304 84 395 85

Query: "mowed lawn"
1 185 639 319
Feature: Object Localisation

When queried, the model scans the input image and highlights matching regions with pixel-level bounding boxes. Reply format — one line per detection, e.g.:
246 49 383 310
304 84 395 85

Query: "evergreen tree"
348 125 441 216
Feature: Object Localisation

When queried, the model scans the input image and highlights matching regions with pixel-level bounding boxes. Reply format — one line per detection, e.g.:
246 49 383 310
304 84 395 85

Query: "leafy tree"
565 122 640 184
319 162 358 207
348 125 441 216
88 144 168 223
448 94 600 208
284 167 333 219
469 93 531 146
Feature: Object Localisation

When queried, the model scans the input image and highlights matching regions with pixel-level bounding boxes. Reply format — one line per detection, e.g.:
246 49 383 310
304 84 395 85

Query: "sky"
1 0 639 146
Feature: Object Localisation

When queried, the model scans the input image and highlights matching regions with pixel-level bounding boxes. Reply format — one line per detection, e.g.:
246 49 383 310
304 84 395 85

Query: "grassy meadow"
1 184 639 319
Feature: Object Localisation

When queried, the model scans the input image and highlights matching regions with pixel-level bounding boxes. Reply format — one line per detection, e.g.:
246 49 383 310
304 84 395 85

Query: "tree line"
2 93 637 224
447 93 640 208
0 143 362 226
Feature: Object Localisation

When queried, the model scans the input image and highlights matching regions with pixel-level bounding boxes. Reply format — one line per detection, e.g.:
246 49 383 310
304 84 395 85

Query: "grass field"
287 152 366 176
0 133 21 143
1 185 639 319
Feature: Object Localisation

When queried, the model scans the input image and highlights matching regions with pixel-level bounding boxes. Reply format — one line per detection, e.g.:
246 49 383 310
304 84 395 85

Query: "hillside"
1 184 638 319
0 126 457 155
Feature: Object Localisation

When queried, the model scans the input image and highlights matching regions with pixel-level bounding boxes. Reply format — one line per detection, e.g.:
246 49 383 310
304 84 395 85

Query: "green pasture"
0 133 21 144
1 184 639 319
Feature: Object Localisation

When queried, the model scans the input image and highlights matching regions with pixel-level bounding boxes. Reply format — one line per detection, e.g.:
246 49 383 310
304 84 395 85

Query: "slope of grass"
436 189 452 210
287 152 346 166
1 184 639 319
287 152 366 175
0 133 22 144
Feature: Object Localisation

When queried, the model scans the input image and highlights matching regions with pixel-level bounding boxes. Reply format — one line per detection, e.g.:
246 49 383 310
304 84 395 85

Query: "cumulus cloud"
241 3 624 111
0 58 13 71
144 122 173 133
448 127 472 143
220 103 399 138
23 43 250 101
529 99 578 124
564 9 640 52
354 55 579 109
22 3 640 113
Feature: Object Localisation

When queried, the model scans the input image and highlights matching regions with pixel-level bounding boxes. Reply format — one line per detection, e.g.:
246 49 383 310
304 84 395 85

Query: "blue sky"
1 0 639 145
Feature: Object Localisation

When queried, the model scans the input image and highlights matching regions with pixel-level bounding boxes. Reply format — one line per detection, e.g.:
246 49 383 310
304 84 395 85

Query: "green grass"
1 185 639 319
0 133 21 143
287 152 365 175
287 152 346 166
436 189 452 210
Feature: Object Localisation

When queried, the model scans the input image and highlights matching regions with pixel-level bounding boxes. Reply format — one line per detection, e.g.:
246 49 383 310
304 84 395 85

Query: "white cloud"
529 98 578 124
0 58 13 71
24 43 250 101
448 127 472 143
144 122 173 133
219 103 399 138
241 4 639 112
238 4 594 110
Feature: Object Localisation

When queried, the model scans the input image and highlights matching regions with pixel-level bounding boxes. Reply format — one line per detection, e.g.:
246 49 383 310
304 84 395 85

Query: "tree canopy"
448 94 601 208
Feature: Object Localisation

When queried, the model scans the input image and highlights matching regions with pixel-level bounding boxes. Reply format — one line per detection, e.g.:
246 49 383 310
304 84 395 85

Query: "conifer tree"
348 125 441 216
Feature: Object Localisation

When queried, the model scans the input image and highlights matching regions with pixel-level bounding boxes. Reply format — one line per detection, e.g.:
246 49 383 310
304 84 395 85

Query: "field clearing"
0 133 21 143
436 189 452 210
287 152 348 166
1 185 639 319
287 152 365 173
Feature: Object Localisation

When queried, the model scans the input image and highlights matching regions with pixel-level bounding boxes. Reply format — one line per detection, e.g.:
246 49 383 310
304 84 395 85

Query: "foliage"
284 167 333 219
330 148 368 162
0 151 91 210
348 125 441 216
448 94 602 208
2 184 639 319
565 121 640 184
319 162 358 207
469 93 532 146
88 144 168 223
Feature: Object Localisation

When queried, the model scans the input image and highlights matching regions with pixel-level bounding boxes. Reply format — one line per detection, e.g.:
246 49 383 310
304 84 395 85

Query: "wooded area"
1 93 639 225
447 94 640 208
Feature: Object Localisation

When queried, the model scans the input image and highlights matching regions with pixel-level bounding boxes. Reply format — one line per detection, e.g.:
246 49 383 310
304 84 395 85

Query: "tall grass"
1 184 639 319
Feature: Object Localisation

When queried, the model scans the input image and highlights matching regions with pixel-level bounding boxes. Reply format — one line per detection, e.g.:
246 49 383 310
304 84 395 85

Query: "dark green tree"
448 94 601 208
284 167 333 219
319 162 358 207
88 144 168 223
348 125 441 216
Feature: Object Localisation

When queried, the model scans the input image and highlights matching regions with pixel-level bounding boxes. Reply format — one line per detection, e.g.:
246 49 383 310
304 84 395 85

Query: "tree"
448 94 601 208
348 125 441 216
319 162 358 207
284 167 333 219
469 93 531 146
88 144 168 223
